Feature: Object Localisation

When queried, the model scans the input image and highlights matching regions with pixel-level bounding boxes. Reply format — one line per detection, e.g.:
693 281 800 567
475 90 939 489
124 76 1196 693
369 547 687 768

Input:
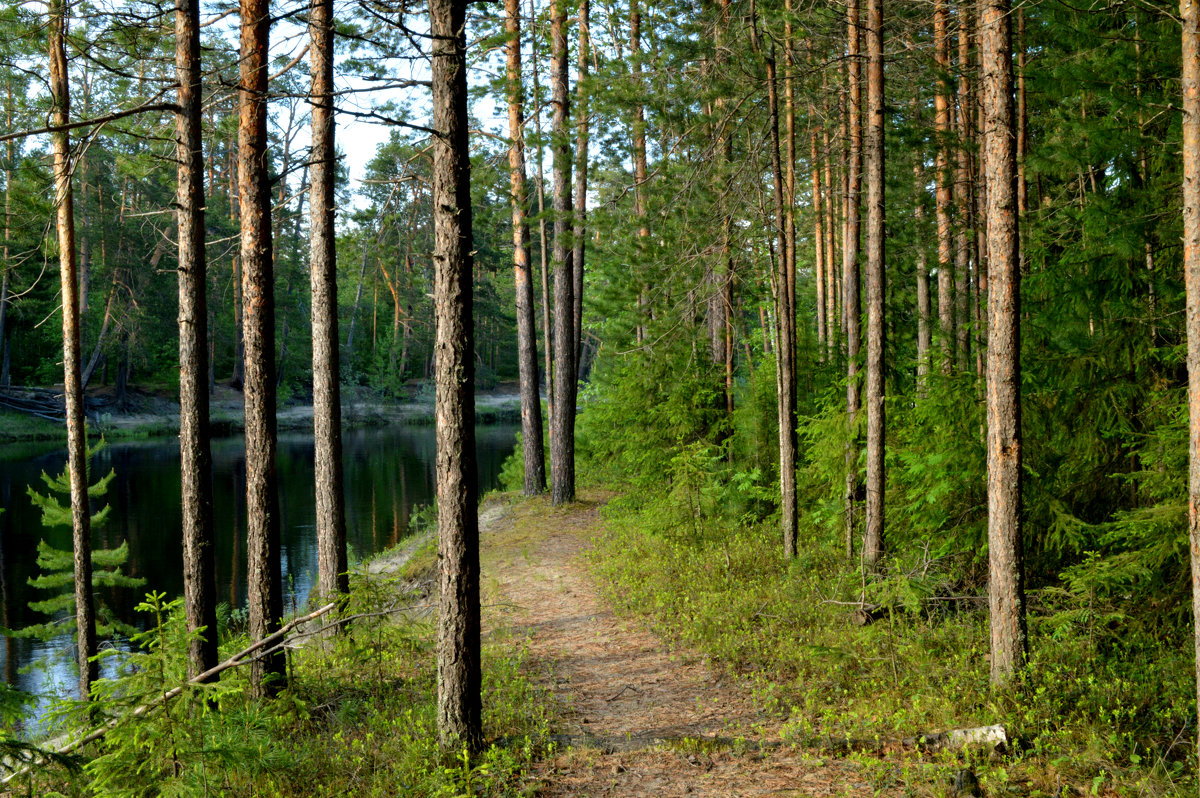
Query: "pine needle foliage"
12 440 145 642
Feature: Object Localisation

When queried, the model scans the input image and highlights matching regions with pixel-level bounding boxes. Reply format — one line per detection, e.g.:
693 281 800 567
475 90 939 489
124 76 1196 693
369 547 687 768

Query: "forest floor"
482 490 881 798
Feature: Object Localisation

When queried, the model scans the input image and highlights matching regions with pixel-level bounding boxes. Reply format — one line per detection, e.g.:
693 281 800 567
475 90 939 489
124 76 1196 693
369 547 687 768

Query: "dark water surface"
0 422 517 713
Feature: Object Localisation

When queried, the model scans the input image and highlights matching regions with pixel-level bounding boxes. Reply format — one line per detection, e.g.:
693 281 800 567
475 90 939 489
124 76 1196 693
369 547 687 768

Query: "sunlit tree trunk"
529 0 553 411
843 0 863 561
49 0 97 701
956 6 973 373
176 0 218 678
431 0 481 751
982 0 1026 686
935 0 955 374
632 0 650 344
573 0 589 368
310 0 348 603
238 0 284 698
1183 0 1200 769
750 0 796 558
549 0 576 505
812 125 826 358
863 0 885 569
507 0 546 495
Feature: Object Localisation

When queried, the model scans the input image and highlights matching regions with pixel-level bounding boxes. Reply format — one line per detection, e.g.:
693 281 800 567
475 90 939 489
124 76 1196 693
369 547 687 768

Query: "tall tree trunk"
530 0 553 413
823 107 838 358
310 0 348 603
550 0 576 506
843 0 863 561
573 0 589 368
935 0 955 374
430 0 481 752
507 0 547 495
238 0 284 698
812 125 826 358
783 0 798 373
863 0 885 569
750 0 796 558
176 0 218 679
1184 0 1200 772
1 87 12 381
49 0 97 702
1016 5 1027 277
955 6 973 373
915 158 932 397
982 0 1026 686
632 0 650 344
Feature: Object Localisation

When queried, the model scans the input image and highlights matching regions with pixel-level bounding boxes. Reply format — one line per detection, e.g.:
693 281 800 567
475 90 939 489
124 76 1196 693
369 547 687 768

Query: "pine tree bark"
823 110 838 357
573 0 589 369
632 0 650 344
915 158 932 396
49 0 97 701
176 0 218 679
863 0 885 569
935 0 955 374
1183 0 1200 766
238 0 284 698
507 0 546 495
981 0 1026 686
431 0 481 751
529 0 553 413
812 125 826 357
549 0 576 506
843 0 863 561
955 7 973 373
749 0 797 558
310 0 348 603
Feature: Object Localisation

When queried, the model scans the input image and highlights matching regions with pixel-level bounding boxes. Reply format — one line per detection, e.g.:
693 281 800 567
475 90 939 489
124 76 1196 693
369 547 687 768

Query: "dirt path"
482 492 876 798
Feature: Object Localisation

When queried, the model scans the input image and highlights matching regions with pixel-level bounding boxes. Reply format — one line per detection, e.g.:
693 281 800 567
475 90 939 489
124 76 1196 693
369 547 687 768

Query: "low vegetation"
8 530 553 798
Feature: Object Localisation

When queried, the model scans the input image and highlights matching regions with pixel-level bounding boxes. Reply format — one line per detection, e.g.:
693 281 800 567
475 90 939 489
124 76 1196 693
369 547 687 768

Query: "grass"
586 487 1198 797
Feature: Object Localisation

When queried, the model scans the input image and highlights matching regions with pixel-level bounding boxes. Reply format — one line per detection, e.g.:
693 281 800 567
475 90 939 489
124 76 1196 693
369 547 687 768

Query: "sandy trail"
482 493 875 798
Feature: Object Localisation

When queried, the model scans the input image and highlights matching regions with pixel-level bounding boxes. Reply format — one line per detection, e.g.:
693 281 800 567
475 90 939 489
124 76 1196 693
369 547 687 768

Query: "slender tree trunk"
863 0 885 569
49 0 97 702
1 87 12 377
345 242 369 352
916 158 932 396
573 0 589 368
823 108 838 358
812 125 826 358
955 6 973 373
632 0 650 344
843 0 863 561
982 0 1026 686
310 0 348 603
431 0 481 752
507 0 547 495
550 0 576 505
238 0 284 698
176 0 218 679
749 0 796 558
1016 5 1027 278
935 0 955 374
529 0 553 412
1183 0 1200 772
783 0 798 372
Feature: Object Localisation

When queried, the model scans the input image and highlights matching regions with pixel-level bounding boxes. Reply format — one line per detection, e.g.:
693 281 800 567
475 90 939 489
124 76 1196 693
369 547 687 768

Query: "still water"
0 423 518 713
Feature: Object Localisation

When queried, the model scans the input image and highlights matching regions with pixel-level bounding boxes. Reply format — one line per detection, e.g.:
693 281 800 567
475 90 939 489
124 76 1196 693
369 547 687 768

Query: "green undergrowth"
588 488 1197 797
17 548 552 797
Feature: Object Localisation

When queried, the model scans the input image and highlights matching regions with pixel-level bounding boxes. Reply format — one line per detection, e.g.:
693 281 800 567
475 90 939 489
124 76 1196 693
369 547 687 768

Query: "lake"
0 422 518 719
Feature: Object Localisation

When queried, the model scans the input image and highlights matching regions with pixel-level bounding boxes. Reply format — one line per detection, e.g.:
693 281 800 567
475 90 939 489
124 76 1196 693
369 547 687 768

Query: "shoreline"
0 384 523 446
